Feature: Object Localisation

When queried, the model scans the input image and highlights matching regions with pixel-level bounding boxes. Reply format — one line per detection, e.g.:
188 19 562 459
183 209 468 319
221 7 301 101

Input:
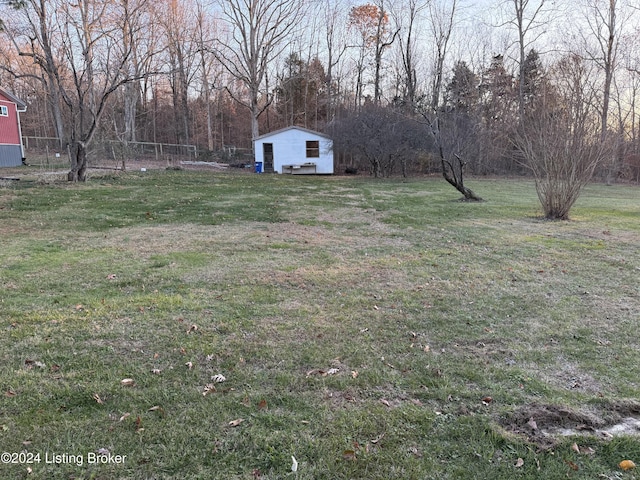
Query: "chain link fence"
22 137 198 170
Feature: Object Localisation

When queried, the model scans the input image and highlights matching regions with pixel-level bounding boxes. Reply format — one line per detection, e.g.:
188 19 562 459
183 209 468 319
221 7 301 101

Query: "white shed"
254 126 334 174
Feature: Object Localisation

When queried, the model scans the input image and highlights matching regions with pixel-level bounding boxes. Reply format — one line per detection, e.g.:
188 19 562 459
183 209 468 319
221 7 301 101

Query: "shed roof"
255 125 331 141
0 88 27 111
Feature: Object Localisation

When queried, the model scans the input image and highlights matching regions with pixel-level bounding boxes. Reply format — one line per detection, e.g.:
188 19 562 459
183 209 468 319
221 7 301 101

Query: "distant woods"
1 0 639 185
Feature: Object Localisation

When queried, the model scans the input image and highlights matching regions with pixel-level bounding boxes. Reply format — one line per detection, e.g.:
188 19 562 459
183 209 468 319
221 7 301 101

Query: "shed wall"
255 128 333 174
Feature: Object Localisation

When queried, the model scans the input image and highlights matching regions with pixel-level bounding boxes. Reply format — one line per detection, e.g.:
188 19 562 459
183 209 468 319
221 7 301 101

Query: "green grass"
1 170 639 479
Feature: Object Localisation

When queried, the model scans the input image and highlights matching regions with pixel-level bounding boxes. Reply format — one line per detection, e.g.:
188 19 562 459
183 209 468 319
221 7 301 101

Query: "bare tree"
427 0 458 111
506 0 550 119
155 0 200 145
5 0 153 180
580 0 633 139
428 114 484 201
392 0 428 107
514 54 612 219
331 105 428 177
580 0 636 183
321 0 349 120
195 0 220 151
371 0 400 105
348 3 379 108
61 0 152 181
1 0 66 148
417 59 484 200
115 0 157 144
214 0 304 140
420 0 482 199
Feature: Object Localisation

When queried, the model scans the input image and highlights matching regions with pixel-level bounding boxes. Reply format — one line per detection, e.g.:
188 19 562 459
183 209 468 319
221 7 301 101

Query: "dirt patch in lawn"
500 401 640 449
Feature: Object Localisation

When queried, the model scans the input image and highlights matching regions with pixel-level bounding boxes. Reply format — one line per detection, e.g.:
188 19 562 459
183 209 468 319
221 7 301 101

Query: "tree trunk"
48 84 66 149
441 155 483 201
67 141 89 182
250 90 260 140
123 82 138 143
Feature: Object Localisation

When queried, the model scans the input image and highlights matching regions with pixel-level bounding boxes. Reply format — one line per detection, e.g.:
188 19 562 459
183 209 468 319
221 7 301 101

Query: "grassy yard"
0 170 639 479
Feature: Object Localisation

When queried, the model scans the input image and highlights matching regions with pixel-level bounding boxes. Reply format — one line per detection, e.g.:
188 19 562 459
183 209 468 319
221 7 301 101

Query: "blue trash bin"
255 162 263 173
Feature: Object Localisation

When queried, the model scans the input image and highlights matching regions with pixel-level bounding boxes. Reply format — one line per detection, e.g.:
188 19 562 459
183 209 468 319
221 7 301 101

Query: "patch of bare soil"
536 357 606 395
500 401 640 449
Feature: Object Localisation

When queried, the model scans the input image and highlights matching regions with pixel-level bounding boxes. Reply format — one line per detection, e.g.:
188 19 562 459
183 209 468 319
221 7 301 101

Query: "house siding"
0 89 27 167
0 99 21 145
0 145 23 167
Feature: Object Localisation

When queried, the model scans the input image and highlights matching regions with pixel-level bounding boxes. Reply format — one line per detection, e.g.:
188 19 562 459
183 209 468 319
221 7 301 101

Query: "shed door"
263 143 274 173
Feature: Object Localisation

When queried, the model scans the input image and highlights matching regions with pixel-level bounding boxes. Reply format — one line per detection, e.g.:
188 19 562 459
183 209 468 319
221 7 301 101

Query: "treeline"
1 0 639 181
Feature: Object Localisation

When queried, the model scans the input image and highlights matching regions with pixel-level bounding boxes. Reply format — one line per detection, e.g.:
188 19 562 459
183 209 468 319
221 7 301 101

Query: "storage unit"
254 126 334 175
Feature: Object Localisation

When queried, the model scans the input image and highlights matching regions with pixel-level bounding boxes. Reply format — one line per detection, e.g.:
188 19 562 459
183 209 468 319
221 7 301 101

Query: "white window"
0 105 8 117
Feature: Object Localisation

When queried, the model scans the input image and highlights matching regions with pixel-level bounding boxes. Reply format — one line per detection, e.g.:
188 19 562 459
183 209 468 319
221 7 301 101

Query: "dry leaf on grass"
306 368 339 377
135 416 143 432
24 359 46 369
620 460 636 471
258 399 267 410
203 384 216 396
120 378 135 387
92 393 104 404
211 374 226 383
515 458 524 468
564 459 579 471
185 362 193 370
228 418 244 427
342 450 357 461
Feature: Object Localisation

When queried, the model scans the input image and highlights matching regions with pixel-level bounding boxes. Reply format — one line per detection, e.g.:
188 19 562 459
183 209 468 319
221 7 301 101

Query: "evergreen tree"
520 49 548 116
445 61 479 112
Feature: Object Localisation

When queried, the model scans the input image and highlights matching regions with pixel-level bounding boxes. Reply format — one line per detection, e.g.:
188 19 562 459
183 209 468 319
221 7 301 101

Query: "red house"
0 88 27 167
